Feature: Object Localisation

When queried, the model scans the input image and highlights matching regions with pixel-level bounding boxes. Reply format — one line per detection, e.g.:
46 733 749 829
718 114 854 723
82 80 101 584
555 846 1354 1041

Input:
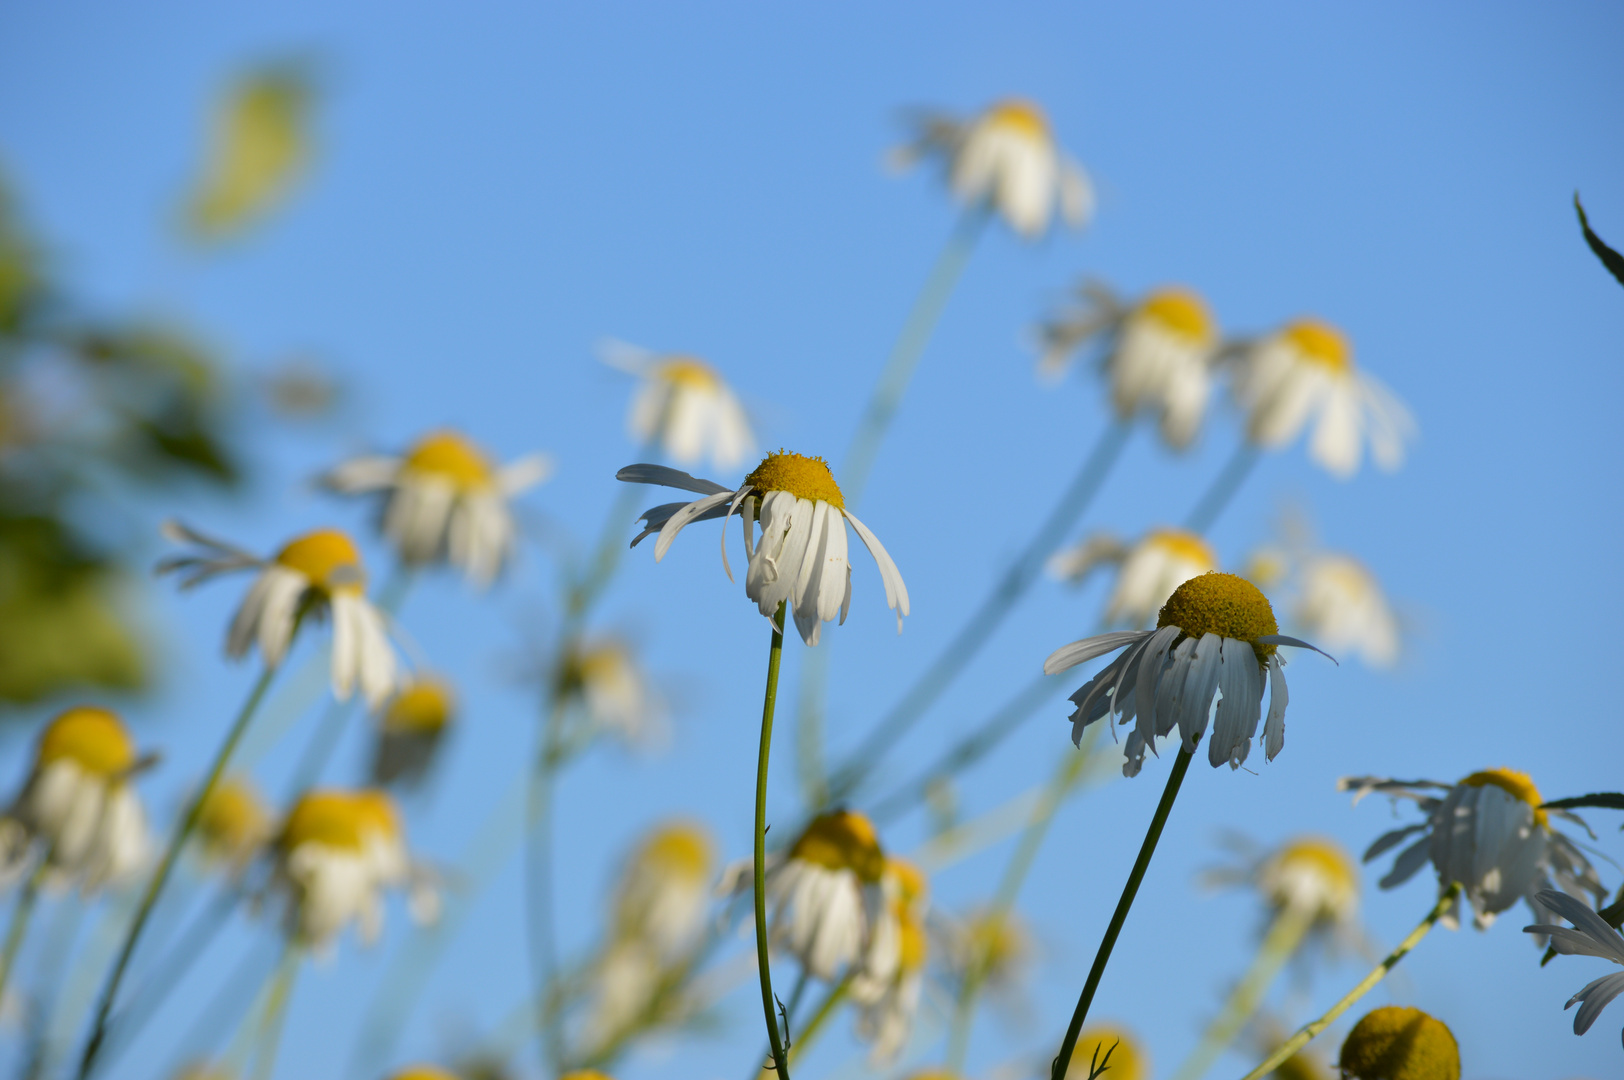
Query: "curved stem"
1051 744 1194 1080
754 606 791 1080
78 663 277 1080
0 858 49 1008
527 695 569 1076
1235 883 1460 1080
250 945 300 1080
1182 444 1259 535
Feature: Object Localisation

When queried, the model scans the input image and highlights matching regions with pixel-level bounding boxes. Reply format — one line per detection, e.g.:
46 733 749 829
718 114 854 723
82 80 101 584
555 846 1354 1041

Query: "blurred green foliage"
182 62 315 243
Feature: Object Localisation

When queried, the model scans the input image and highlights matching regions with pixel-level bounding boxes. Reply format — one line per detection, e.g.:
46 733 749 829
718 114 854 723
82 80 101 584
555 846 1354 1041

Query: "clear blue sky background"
2 3 1622 1079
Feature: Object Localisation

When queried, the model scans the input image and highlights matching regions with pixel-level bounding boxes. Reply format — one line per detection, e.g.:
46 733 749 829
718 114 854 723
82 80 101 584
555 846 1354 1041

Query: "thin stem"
0 858 49 1008
250 946 300 1080
785 972 852 1066
1051 744 1194 1080
1168 902 1315 1080
78 662 278 1080
527 695 569 1076
1182 443 1259 535
754 605 791 1080
749 968 809 1079
1235 883 1461 1080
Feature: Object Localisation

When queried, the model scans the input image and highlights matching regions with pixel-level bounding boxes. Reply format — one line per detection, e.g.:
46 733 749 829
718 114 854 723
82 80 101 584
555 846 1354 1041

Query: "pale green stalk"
785 972 853 1067
753 605 791 1080
526 695 569 1074
250 946 300 1080
0 858 49 1010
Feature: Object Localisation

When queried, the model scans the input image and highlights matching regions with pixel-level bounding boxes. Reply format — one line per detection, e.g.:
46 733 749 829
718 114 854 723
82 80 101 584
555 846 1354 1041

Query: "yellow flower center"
965 910 1028 983
1137 288 1216 346
37 706 137 777
642 822 714 881
987 98 1050 140
1146 528 1217 569
387 1068 460 1080
790 809 885 883
1070 1024 1146 1080
280 790 368 852
197 776 271 859
744 450 844 509
383 679 456 734
403 429 495 489
1269 836 1358 915
1157 572 1280 665
353 789 402 840
898 911 928 972
275 529 366 595
655 355 720 390
1338 1006 1460 1080
1282 319 1352 373
559 1072 617 1080
1461 768 1547 828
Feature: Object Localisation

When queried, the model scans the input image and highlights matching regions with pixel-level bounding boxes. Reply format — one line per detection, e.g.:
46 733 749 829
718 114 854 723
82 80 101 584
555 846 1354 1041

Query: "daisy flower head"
1524 888 1624 1046
157 522 402 707
892 98 1093 238
0 707 150 894
618 453 908 647
370 676 457 788
1037 284 1219 448
556 637 663 749
601 341 755 471
851 857 930 1063
321 428 550 587
385 1069 458 1080
1049 528 1219 628
193 774 273 875
1067 1024 1147 1080
1295 554 1399 669
1255 835 1361 933
1338 1006 1459 1080
1230 319 1414 479
1044 572 1332 777
1340 769 1605 931
945 906 1032 1007
611 818 715 957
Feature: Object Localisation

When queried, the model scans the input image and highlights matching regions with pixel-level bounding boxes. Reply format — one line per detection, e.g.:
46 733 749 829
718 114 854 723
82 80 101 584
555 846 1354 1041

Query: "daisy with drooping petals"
601 342 755 470
892 99 1092 238
618 453 908 647
1048 527 1219 628
1229 319 1414 479
1338 1006 1459 1080
1204 833 1364 957
0 707 150 895
1525 887 1624 1046
851 857 929 1063
1341 769 1605 930
321 429 550 587
1037 284 1220 448
370 676 457 788
611 819 715 958
1294 554 1399 669
193 775 273 876
1044 572 1332 777
556 637 663 749
158 523 402 707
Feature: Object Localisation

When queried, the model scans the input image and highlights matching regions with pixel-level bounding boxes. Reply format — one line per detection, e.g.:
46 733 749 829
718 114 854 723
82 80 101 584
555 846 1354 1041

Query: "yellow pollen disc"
656 355 720 390
743 450 844 509
275 529 365 594
1157 572 1280 665
37 706 137 777
1283 319 1352 373
1146 528 1218 569
1070 1024 1146 1080
1137 288 1216 346
1270 836 1358 913
404 429 495 488
197 776 271 857
383 679 456 734
790 809 885 883
353 789 402 839
1338 1006 1460 1080
387 1068 460 1080
279 790 367 852
1461 768 1547 827
987 98 1050 139
641 822 714 881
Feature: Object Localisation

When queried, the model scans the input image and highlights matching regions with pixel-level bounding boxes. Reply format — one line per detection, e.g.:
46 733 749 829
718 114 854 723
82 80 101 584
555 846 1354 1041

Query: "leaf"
1540 792 1624 812
1575 193 1624 289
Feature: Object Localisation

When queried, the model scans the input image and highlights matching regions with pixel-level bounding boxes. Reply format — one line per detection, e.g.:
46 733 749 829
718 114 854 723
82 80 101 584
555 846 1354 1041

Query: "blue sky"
2 3 1622 1079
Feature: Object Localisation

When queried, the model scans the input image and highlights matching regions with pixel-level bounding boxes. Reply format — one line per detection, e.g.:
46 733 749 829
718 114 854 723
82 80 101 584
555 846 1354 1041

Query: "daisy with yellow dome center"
1340 767 1604 931
1067 1024 1147 1080
556 637 663 749
1230 318 1414 479
1048 527 1220 628
1295 554 1399 669
601 341 756 470
371 676 457 787
892 98 1093 238
1037 283 1221 449
1338 1006 1459 1080
193 774 273 873
322 428 550 587
612 820 714 958
619 452 908 647
1524 887 1624 1047
851 857 930 1063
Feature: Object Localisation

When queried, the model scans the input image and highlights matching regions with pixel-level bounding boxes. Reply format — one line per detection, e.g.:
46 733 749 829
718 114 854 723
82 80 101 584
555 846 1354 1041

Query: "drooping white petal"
653 491 733 562
1043 631 1147 676
841 508 909 630
1263 653 1289 760
615 464 731 496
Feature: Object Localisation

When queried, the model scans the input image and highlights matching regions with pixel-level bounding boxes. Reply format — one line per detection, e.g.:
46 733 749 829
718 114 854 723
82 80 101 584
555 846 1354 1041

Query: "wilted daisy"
1068 1023 1148 1080
1524 888 1624 1046
193 774 273 875
612 819 715 957
0 707 150 894
1340 769 1605 930
1229 319 1413 479
1048 528 1219 628
944 906 1032 1011
892 99 1092 238
1338 1006 1459 1080
1044 572 1331 777
370 676 456 788
619 453 908 647
321 429 550 587
158 523 402 707
1037 284 1220 448
1206 833 1362 957
601 341 755 470
1294 554 1399 669
556 637 662 748
851 857 929 1062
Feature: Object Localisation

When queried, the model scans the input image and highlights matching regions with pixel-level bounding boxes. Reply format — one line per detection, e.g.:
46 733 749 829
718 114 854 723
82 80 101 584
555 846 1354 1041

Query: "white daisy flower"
851 857 929 1063
1524 888 1624 1045
601 341 755 471
193 774 273 877
612 819 715 958
1229 319 1414 479
1340 769 1605 931
321 429 550 587
370 676 456 788
1295 554 1400 669
892 98 1093 238
1044 572 1332 777
1049 528 1219 628
1037 284 1220 448
0 708 151 895
158 523 402 708
618 452 908 647
1206 833 1363 960
557 637 663 749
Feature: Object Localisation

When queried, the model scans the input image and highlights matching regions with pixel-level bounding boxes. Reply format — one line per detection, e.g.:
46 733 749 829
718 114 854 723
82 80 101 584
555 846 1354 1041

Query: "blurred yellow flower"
371 676 458 787
183 63 314 242
1338 1006 1459 1080
194 774 273 872
1068 1023 1147 1080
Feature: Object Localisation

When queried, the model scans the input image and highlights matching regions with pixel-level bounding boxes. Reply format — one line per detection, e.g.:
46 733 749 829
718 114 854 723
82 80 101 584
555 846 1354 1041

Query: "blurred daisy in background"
193 774 274 878
1337 1006 1459 1080
321 428 551 588
555 637 663 750
1524 888 1624 1046
619 453 908 647
942 906 1033 1022
1228 318 1414 479
1341 769 1605 930
1036 283 1220 449
370 676 458 788
1066 1023 1148 1080
158 523 403 707
0 706 151 894
600 341 755 471
1204 833 1364 959
851 857 930 1063
891 98 1092 238
383 1068 460 1080
1048 527 1218 627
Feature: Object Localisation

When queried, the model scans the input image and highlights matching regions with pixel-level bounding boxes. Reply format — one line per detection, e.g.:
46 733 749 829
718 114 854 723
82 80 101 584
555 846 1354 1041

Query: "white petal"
615 464 731 495
1043 631 1146 676
842 508 909 630
653 491 733 562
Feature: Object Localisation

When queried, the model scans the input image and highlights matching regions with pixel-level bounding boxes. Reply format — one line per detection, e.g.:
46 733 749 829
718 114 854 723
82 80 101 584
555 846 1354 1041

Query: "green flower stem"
0 857 49 1009
526 694 570 1075
1051 744 1194 1080
1235 883 1461 1080
1182 443 1259 534
748 968 809 1079
1168 901 1315 1080
754 605 791 1080
785 972 852 1067
78 662 278 1080
250 945 300 1080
